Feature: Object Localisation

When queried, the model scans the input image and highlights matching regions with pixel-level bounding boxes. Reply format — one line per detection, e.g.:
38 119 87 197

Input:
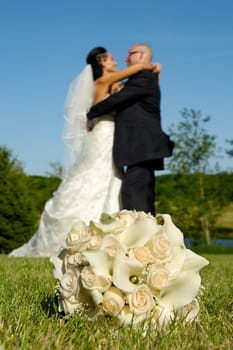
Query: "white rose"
102 287 125 316
127 285 154 315
66 221 89 249
59 294 81 315
58 285 94 315
66 252 87 267
81 266 111 293
147 264 172 294
146 231 171 261
60 268 80 299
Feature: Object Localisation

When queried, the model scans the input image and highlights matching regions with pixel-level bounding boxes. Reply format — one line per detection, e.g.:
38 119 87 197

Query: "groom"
87 43 174 215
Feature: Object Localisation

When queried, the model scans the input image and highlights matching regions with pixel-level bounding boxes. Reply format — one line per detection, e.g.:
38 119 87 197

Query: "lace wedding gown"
10 115 122 257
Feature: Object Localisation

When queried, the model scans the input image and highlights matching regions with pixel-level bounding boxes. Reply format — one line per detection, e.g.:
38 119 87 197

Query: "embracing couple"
10 43 174 257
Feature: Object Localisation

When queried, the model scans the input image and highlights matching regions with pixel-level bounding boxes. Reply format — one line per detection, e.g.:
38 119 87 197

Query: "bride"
10 46 159 257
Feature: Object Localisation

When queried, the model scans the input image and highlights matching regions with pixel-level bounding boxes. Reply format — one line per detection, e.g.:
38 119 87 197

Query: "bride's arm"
97 63 160 86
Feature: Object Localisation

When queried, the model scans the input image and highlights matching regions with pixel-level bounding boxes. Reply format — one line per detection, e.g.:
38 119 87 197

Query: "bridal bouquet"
51 210 209 328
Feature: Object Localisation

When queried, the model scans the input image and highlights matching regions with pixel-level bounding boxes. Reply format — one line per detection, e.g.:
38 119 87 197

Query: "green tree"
46 161 62 178
167 108 217 244
0 146 37 253
225 139 233 157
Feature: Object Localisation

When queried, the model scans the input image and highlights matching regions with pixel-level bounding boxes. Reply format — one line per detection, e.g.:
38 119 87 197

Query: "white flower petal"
89 220 120 234
181 249 209 272
154 304 175 328
160 214 184 247
176 298 200 323
102 235 128 257
159 249 208 310
82 250 113 277
164 245 186 275
120 216 160 248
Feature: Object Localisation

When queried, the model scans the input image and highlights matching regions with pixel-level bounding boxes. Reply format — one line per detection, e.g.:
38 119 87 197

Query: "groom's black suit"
87 70 174 214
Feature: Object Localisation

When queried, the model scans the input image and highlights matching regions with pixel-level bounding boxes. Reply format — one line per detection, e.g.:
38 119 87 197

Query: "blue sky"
1 0 233 175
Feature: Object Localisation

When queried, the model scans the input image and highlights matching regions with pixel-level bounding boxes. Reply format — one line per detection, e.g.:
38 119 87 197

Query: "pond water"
184 238 233 248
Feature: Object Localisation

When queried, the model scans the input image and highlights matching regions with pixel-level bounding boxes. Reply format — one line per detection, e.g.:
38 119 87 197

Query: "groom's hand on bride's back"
152 62 162 73
86 119 94 131
151 62 162 82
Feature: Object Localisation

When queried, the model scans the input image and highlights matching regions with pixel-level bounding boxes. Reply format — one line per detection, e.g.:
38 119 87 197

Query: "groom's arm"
87 71 155 120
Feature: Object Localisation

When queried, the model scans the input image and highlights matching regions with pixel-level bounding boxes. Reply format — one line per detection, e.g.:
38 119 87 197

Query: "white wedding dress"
10 115 122 257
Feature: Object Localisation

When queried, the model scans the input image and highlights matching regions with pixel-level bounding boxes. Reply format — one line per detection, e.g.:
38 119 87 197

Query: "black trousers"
121 160 156 216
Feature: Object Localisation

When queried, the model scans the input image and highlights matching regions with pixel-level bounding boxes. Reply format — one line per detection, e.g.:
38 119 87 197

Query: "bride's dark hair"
86 46 108 80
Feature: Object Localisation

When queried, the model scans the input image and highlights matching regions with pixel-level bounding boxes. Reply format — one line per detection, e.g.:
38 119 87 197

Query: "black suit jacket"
87 70 174 169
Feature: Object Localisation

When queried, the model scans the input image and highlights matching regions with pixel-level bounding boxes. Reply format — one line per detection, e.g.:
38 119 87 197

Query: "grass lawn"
0 254 232 350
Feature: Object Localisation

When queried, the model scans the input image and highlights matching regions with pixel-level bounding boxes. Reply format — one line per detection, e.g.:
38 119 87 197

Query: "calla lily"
82 250 113 277
100 212 118 224
176 298 200 323
119 216 161 248
159 270 201 310
50 249 66 281
102 234 128 257
89 219 120 234
158 250 208 310
90 289 104 306
181 249 209 272
164 245 186 276
112 256 144 292
160 214 185 247
154 304 175 328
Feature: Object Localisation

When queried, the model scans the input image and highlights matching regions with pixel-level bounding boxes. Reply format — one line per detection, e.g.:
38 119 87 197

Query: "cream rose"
147 231 171 260
127 285 154 315
59 294 80 315
59 286 94 315
102 287 125 316
66 221 89 250
81 266 111 293
66 252 87 267
129 246 154 266
147 264 171 294
60 268 80 299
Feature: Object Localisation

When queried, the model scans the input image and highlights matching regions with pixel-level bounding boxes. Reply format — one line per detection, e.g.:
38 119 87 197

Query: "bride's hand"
151 62 162 73
86 119 94 131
